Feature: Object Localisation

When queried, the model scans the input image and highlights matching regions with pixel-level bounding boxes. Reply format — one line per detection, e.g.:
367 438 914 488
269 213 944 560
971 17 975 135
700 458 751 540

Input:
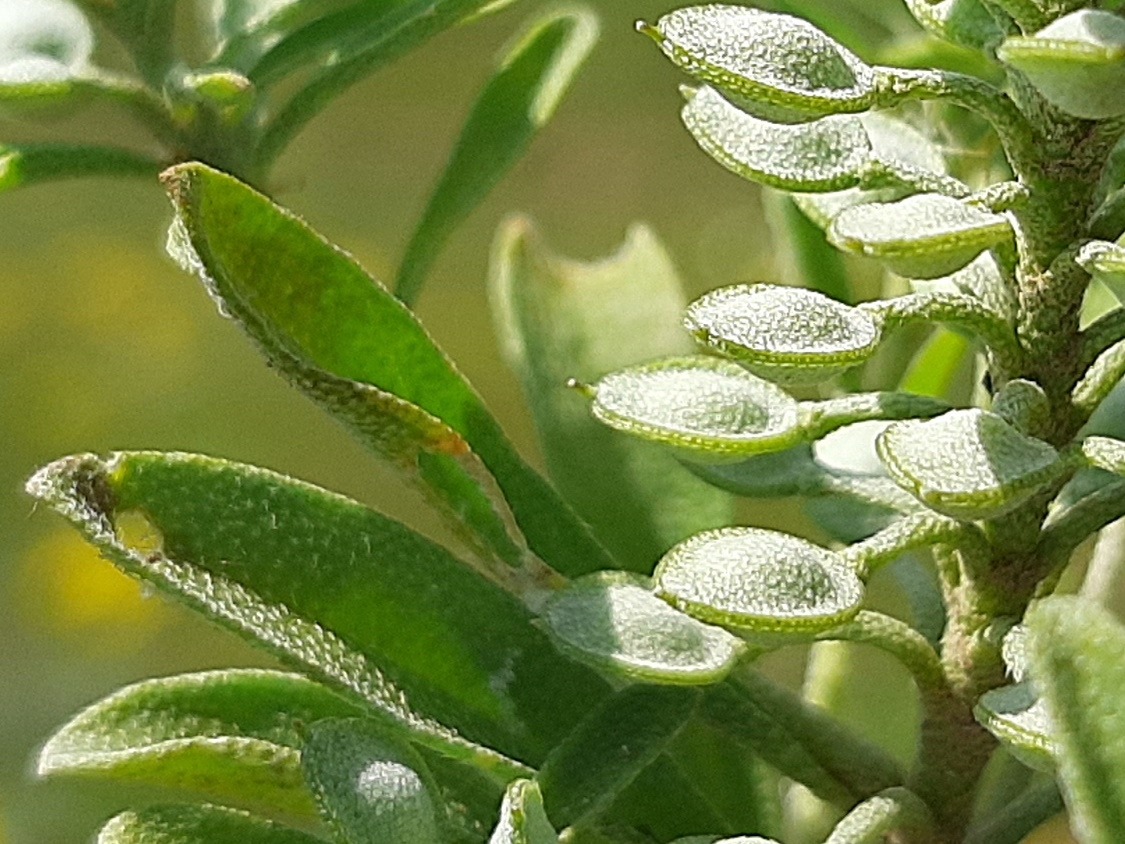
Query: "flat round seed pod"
589 356 803 457
682 85 871 191
653 527 865 634
542 573 746 685
1078 238 1125 304
684 284 881 384
645 5 876 123
828 193 1012 279
876 408 1061 520
998 10 1125 120
974 683 1056 773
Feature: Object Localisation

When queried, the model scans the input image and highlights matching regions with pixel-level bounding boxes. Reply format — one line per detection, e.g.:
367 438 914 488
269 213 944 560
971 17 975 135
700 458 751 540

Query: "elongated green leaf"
163 162 614 578
685 284 882 383
1027 596 1125 843
489 780 559 844
490 218 732 571
542 573 745 685
395 8 597 305
876 409 1062 520
0 144 160 193
97 804 324 844
303 718 440 844
38 669 360 817
537 685 701 827
27 451 607 770
654 527 865 638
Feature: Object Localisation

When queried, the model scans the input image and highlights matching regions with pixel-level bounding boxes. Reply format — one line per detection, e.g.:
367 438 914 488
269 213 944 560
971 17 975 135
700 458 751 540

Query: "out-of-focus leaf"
897 327 974 399
1027 595 1125 842
490 218 732 571
38 669 360 817
71 0 171 82
974 683 1055 773
998 11 1125 120
538 684 700 828
654 527 865 638
586 356 803 459
0 144 160 193
489 780 558 844
640 5 876 123
96 804 324 844
822 787 933 843
0 0 93 104
876 409 1062 520
903 0 1003 51
163 162 615 578
541 573 745 685
26 451 606 771
302 718 440 844
395 8 597 305
828 194 1012 279
685 284 882 384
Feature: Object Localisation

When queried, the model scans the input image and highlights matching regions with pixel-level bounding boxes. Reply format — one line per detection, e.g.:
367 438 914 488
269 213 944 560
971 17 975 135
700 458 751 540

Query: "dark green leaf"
395 8 598 305
302 718 440 844
163 162 615 578
538 685 701 827
491 219 733 570
38 669 360 817
0 143 159 193
96 804 325 844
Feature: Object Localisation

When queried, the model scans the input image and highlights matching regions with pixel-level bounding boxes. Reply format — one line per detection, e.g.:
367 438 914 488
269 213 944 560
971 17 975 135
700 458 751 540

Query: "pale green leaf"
973 683 1056 773
489 780 558 844
38 669 360 817
542 573 746 685
489 218 732 572
903 0 1004 51
876 409 1062 519
685 283 882 383
654 527 865 636
537 684 700 827
823 787 933 843
681 85 871 191
1078 433 1125 476
828 194 1012 279
0 0 93 103
302 718 440 844
1078 238 1125 304
1027 595 1125 842
641 4 876 123
395 8 597 305
587 356 803 458
97 804 324 844
993 379 1051 436
998 11 1125 120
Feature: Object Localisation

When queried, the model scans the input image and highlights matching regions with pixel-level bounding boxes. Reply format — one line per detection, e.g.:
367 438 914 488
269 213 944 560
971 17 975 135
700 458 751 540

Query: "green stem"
817 610 948 698
842 513 980 580
75 75 181 147
798 392 950 440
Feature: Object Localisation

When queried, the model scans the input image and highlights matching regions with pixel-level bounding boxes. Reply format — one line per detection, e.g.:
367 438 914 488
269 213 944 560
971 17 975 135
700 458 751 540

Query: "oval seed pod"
542 572 746 685
641 4 876 123
685 283 882 383
681 85 872 191
586 355 803 458
828 193 1012 279
653 527 865 637
998 10 1125 120
876 408 1062 520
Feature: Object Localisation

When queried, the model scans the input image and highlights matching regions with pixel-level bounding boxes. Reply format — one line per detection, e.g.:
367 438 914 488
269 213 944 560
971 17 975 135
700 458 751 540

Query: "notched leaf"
587 355 803 457
653 527 865 636
828 194 1012 279
876 409 1062 520
642 4 876 123
685 283 882 383
542 572 746 684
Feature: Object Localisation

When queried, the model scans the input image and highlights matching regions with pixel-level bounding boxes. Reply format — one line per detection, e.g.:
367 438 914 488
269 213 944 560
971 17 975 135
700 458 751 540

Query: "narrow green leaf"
395 8 598 305
27 451 606 771
686 445 823 498
38 669 360 817
640 5 876 122
766 192 852 305
537 684 701 827
828 194 1012 279
489 780 559 844
163 162 615 578
0 143 160 193
685 284 882 384
654 527 865 638
1027 595 1125 843
302 718 440 844
490 218 733 571
876 409 1063 520
542 572 746 685
97 804 325 844
586 356 803 458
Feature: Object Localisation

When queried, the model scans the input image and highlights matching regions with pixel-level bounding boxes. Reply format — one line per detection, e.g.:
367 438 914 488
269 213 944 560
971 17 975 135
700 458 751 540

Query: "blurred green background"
0 1 1076 841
